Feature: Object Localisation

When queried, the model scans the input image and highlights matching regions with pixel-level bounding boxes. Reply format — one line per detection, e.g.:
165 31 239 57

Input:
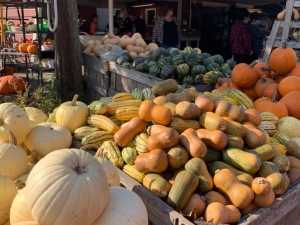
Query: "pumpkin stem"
260 67 272 71
282 39 288 49
14 179 26 190
75 164 86 174
8 130 17 146
271 87 277 103
261 75 267 83
80 144 99 151
272 72 279 82
249 60 258 68
71 94 79 106
259 178 266 184
31 149 39 165
0 119 4 126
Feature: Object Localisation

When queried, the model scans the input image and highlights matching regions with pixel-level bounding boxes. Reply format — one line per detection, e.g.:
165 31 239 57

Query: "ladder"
262 0 300 63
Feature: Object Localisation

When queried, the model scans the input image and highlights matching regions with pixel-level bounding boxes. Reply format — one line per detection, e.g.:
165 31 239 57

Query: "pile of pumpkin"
0 101 148 225
15 40 38 55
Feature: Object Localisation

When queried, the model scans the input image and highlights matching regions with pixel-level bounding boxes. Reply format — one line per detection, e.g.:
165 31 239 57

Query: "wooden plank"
111 72 116 90
239 180 300 225
82 53 107 74
83 75 107 98
262 20 281 63
115 74 125 93
281 0 294 45
273 40 300 48
108 88 119 97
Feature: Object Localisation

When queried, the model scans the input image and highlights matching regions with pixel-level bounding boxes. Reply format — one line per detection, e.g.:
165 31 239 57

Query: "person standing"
152 5 182 49
230 9 252 64
117 9 134 36
134 11 146 37
90 14 100 34
106 10 122 31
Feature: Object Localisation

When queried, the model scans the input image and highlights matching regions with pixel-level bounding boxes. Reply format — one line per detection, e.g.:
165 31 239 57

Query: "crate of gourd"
66 76 300 224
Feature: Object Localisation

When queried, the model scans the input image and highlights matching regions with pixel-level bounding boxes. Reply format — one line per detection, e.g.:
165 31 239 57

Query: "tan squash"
204 190 230 205
139 100 172 125
147 127 179 151
135 149 168 173
244 108 262 127
181 194 206 217
243 122 267 148
175 101 201 120
199 112 226 131
252 177 275 207
194 95 214 113
205 202 241 224
196 129 227 150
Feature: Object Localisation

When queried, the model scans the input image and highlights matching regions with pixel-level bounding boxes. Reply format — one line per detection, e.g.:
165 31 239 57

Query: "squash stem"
261 75 267 83
76 164 86 174
31 149 39 165
261 67 272 71
249 60 258 68
259 178 266 184
282 39 288 49
8 130 17 146
271 87 277 103
14 179 26 190
71 94 79 106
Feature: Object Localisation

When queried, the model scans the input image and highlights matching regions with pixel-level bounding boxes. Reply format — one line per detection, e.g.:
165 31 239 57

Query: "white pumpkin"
0 173 18 224
0 103 31 145
24 107 48 127
25 149 109 225
95 156 120 187
0 132 28 180
277 116 300 138
10 188 34 225
24 122 72 157
92 187 148 225
55 94 89 134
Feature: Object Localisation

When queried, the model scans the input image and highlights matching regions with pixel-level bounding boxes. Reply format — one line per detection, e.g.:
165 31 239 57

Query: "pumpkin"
94 156 120 187
0 131 28 180
18 42 29 53
0 173 18 224
25 149 109 225
205 202 241 224
135 149 168 173
264 83 281 101
181 194 206 217
55 94 89 134
24 107 48 127
24 122 72 157
255 88 289 119
0 75 26 95
253 61 272 78
243 86 258 101
277 116 300 138
280 91 300 119
230 62 259 89
269 40 297 76
279 75 300 96
290 65 300 77
254 75 276 98
27 43 38 54
10 188 34 224
91 187 147 225
139 100 172 125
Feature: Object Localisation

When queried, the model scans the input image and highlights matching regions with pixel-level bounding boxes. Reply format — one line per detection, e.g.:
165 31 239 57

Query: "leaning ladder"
262 0 300 63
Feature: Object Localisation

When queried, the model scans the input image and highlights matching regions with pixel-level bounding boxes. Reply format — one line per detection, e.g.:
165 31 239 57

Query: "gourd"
55 94 89 134
123 164 145 183
277 8 300 20
114 117 145 147
126 45 145 54
87 115 119 133
199 112 226 131
194 95 214 113
143 174 171 199
213 169 254 209
280 91 300 119
0 103 31 145
243 122 267 148
147 127 179 150
0 131 28 180
151 79 178 96
106 100 142 115
27 42 38 54
135 149 168 173
244 108 262 127
121 147 137 165
97 140 124 168
277 116 300 138
226 134 244 149
139 100 172 125
181 194 206 217
231 62 259 89
91 187 147 225
204 191 230 205
94 156 120 187
205 202 241 224
175 101 201 120
222 117 246 138
167 145 190 169
24 107 48 127
25 149 109 225
196 129 227 150
254 75 276 98
0 173 18 224
214 100 245 123
278 75 300 96
133 132 149 154
0 75 26 95
24 122 72 157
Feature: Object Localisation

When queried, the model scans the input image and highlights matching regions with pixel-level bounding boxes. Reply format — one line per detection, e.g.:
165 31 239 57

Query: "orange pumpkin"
269 40 297 76
243 86 258 101
255 88 288 119
0 75 25 95
217 77 240 92
254 75 276 98
253 61 272 78
215 77 227 89
278 75 300 96
231 62 259 89
18 42 29 53
273 74 287 84
290 65 300 77
27 43 38 54
264 83 281 101
280 91 300 119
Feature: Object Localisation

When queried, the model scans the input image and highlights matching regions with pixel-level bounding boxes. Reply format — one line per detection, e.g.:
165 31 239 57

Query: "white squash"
91 187 148 225
0 131 28 180
118 37 135 49
126 45 144 54
135 38 147 48
145 51 150 56
83 46 93 54
25 149 109 225
107 32 116 39
94 40 102 46
0 173 18 224
103 38 119 45
277 116 300 138
101 35 109 44
55 94 89 134
0 103 31 145
148 43 159 51
15 173 29 184
132 33 142 41
24 107 48 127
10 188 34 225
87 41 95 46
95 156 120 187
92 45 102 55
24 122 72 157
129 52 137 59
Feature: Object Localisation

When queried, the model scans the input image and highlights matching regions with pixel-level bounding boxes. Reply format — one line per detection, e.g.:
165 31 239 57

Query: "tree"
54 0 83 102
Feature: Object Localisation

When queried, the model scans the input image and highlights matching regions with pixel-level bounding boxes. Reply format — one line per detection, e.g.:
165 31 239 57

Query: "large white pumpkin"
95 156 120 187
55 94 89 134
0 103 31 145
92 187 148 225
277 116 300 138
0 133 28 180
25 149 109 225
24 122 72 157
0 173 18 224
10 188 34 225
24 107 48 127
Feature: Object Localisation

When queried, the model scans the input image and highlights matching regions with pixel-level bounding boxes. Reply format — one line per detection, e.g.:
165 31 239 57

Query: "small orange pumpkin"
253 61 272 78
18 42 29 53
254 75 276 98
280 90 300 119
27 43 38 54
264 83 281 101
278 75 300 96
231 61 259 89
290 65 300 77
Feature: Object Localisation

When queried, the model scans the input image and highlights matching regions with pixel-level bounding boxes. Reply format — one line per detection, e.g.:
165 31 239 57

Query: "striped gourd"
222 89 254 109
87 115 119 133
270 137 280 143
112 92 133 102
260 112 279 125
115 106 139 121
211 89 222 98
100 96 113 104
81 131 114 146
74 126 100 140
133 132 149 154
47 107 58 122
98 140 124 168
142 88 155 100
106 100 142 115
121 147 138 165
202 92 215 99
131 88 143 100
123 164 145 183
273 131 291 145
88 101 108 115
109 115 123 126
270 143 287 155
258 121 277 136
220 95 238 105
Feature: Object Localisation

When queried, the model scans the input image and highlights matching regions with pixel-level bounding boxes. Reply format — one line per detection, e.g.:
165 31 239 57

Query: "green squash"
200 52 212 59
132 57 147 67
176 63 190 78
191 65 206 75
116 56 128 65
203 71 218 85
160 65 176 80
172 54 185 66
135 62 149 72
131 88 143 100
121 52 133 62
182 75 194 84
206 62 220 72
158 56 172 68
183 46 196 54
183 53 199 67
202 56 215 67
149 64 161 77
122 62 132 68
212 54 224 65
194 74 204 85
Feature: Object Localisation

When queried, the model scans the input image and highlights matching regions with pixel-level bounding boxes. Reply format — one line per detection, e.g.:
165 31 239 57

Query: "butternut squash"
204 190 230 205
196 129 227 150
139 100 172 125
175 101 201 120
181 194 206 217
135 149 168 173
199 112 226 131
223 117 246 137
194 95 214 113
252 177 275 207
243 122 267 148
147 127 179 150
205 202 241 224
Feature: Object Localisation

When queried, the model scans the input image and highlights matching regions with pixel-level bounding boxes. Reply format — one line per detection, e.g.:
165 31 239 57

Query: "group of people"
230 9 272 64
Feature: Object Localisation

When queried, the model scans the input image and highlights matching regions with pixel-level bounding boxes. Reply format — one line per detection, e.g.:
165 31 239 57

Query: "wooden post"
54 0 83 102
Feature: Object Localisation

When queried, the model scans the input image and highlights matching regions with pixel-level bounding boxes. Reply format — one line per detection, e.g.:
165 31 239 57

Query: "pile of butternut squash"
66 78 300 224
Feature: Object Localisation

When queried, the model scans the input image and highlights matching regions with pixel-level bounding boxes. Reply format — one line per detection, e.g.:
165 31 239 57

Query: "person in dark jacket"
134 11 146 37
117 8 133 36
230 9 252 64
